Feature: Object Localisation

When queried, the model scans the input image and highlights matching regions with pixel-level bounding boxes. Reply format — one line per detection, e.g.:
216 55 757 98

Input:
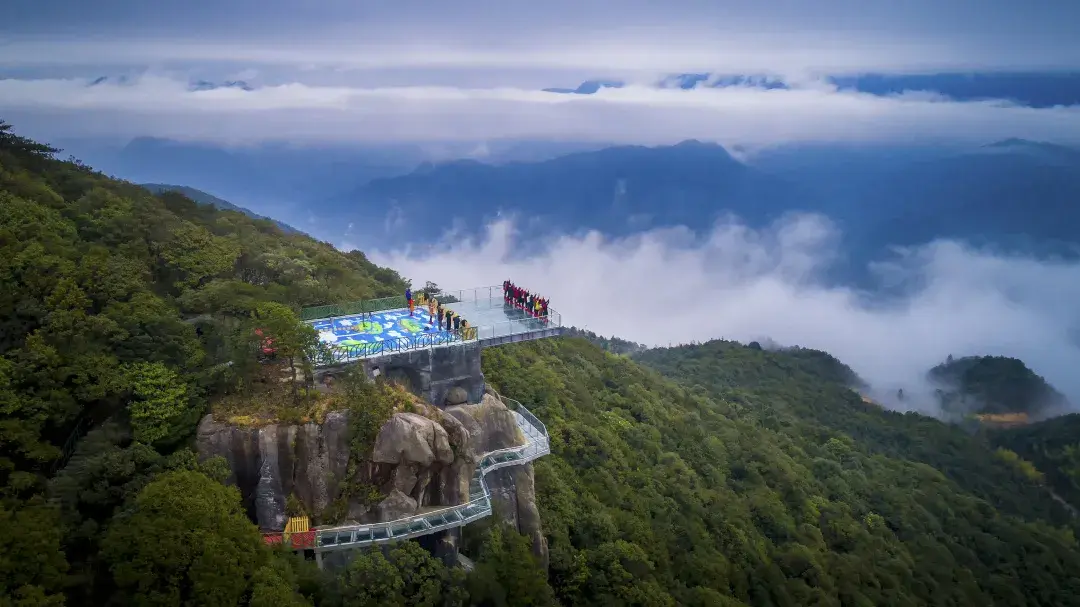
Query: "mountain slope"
328 140 803 245
928 355 1069 417
484 337 1080 606
849 142 1080 257
992 414 1080 513
632 340 1075 528
0 121 417 604
141 183 302 234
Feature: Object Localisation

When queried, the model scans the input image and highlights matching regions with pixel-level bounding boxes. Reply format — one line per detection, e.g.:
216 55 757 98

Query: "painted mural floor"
309 309 454 347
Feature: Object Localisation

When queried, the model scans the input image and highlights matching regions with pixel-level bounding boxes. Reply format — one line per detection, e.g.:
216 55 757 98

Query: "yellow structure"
284 516 310 536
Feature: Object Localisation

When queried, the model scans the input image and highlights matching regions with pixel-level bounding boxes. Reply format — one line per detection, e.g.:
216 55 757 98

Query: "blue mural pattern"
309 309 457 351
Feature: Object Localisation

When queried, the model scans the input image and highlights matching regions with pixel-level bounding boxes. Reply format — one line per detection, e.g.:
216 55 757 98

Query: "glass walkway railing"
310 398 549 554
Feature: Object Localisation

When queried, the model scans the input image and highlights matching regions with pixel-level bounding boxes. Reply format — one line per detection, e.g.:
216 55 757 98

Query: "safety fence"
300 294 409 322
300 285 509 321
309 330 464 365
303 398 549 553
51 413 93 473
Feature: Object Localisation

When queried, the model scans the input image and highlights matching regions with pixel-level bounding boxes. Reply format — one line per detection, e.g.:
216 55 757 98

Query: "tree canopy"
927 355 1068 416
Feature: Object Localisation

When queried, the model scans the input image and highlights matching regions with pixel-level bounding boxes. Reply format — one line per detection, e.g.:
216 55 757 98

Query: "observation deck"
303 285 564 366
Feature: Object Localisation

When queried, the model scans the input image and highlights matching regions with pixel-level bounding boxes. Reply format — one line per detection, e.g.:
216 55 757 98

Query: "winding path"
310 398 550 555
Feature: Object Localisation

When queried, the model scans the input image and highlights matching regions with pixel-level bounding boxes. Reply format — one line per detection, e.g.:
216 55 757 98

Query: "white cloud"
2 74 1079 147
371 216 1080 413
0 35 962 77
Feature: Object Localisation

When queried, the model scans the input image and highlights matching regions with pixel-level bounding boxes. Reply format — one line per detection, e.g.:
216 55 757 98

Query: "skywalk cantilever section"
311 399 550 554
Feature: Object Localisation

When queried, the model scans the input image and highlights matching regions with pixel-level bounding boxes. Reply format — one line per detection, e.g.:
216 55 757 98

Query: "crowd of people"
503 280 550 322
405 288 477 339
394 283 551 343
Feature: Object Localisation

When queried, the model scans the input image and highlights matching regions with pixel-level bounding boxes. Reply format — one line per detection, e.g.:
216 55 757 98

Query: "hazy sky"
3 0 1080 146
372 216 1080 412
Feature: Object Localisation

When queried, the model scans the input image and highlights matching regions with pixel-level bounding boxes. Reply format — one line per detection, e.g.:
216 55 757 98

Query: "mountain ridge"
140 183 303 234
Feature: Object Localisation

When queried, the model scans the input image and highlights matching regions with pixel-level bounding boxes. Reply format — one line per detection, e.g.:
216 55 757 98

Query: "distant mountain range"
140 183 301 234
64 132 1080 277
54 136 615 231
323 137 1080 268
541 71 1080 107
325 139 804 247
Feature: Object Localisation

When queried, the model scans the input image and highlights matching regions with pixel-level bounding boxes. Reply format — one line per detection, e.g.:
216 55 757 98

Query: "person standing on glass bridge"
405 287 414 316
428 296 438 329
436 300 444 330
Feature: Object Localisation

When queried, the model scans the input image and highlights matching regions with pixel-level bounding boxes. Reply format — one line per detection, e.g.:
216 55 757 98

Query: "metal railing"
310 398 549 553
428 285 502 307
308 311 564 366
300 284 523 322
472 313 562 342
309 330 465 366
301 295 409 322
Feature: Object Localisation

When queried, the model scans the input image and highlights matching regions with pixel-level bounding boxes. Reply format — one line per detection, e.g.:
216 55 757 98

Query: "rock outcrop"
196 392 547 564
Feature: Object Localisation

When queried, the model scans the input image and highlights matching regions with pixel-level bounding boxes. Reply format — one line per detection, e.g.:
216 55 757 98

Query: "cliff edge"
196 391 545 562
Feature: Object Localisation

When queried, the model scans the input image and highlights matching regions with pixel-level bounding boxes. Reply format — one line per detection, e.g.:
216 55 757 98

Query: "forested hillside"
561 327 648 356
140 183 301 234
484 337 1080 605
6 120 1080 606
992 414 1080 514
927 355 1068 416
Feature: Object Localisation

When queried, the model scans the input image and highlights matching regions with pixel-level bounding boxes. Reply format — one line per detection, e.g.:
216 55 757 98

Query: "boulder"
444 386 469 406
377 489 419 521
446 393 524 454
372 413 454 467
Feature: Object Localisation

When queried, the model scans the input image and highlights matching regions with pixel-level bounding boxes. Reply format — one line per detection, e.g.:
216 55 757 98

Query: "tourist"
428 297 437 328
444 308 453 333
453 313 461 332
436 302 444 330
405 287 414 316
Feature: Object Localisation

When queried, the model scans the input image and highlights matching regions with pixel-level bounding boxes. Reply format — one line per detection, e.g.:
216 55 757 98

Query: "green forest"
927 355 1067 416
4 120 1080 606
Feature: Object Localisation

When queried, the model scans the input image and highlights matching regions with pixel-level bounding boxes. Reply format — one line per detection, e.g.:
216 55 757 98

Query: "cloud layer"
3 74 1080 147
371 216 1080 413
3 0 1078 147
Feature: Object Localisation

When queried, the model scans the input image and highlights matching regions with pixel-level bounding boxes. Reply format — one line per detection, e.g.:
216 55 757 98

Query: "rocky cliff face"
196 392 546 562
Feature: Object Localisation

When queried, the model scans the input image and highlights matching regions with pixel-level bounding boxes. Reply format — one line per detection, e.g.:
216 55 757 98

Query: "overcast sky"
2 0 1080 146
